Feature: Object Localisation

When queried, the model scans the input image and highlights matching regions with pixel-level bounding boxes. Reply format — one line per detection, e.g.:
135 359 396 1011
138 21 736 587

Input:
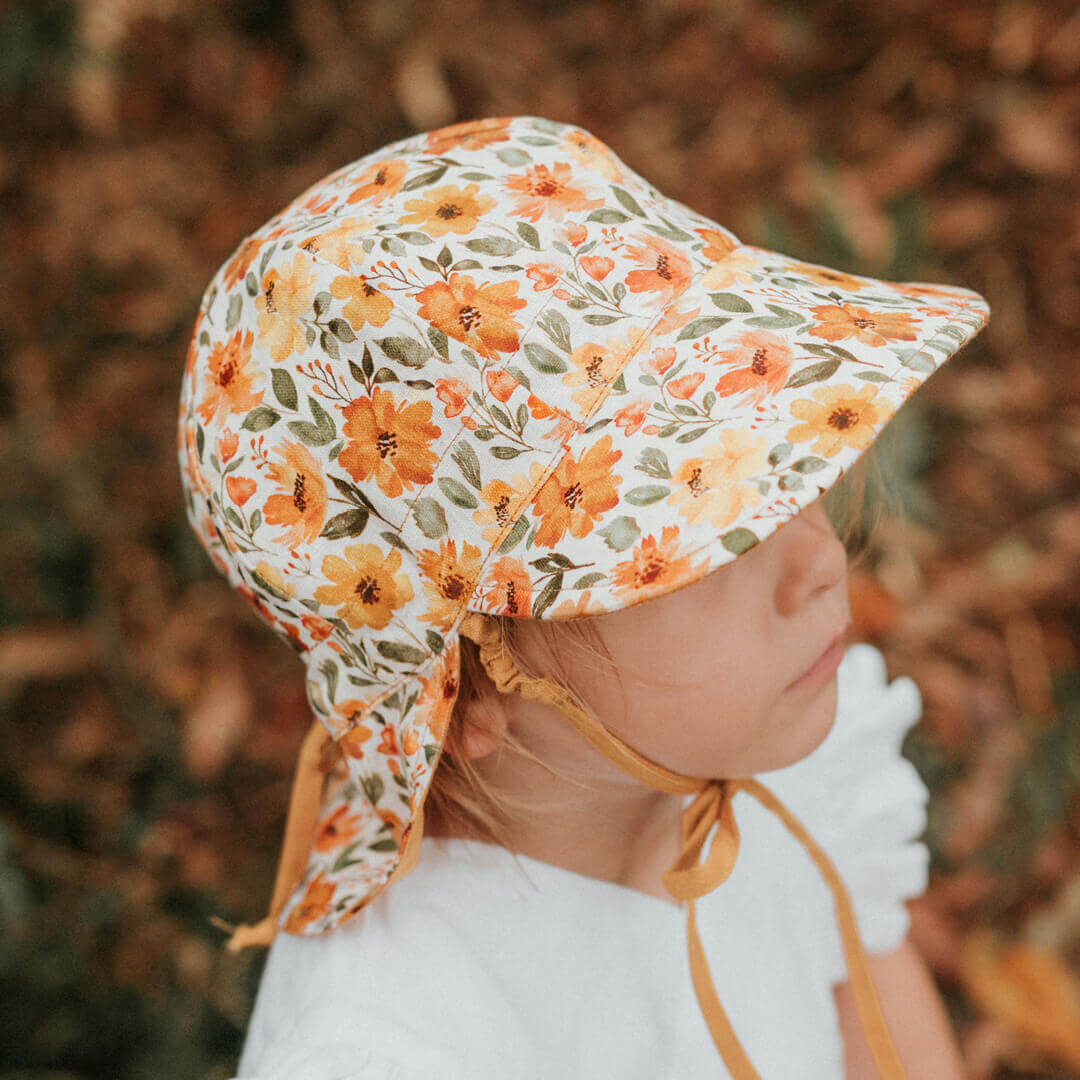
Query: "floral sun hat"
178 114 989 1073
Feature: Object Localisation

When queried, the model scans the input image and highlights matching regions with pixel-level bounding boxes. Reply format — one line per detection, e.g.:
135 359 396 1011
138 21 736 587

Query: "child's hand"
226 917 279 952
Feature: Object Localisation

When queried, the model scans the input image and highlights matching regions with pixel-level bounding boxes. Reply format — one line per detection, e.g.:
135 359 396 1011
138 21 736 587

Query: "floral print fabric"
177 115 990 936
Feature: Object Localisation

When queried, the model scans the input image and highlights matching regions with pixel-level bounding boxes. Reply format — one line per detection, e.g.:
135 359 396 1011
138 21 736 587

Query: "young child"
177 115 990 1078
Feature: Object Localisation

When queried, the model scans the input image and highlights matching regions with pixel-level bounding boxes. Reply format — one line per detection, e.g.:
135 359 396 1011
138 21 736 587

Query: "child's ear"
457 698 508 760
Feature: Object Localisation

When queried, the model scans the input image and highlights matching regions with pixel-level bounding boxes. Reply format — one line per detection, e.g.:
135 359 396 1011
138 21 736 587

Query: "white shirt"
233 643 930 1079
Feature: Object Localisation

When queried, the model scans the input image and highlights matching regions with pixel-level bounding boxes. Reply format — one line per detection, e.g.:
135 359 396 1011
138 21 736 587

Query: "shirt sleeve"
755 642 932 973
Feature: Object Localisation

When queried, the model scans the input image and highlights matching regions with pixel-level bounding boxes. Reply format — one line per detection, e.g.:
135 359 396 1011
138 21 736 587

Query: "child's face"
519 497 852 779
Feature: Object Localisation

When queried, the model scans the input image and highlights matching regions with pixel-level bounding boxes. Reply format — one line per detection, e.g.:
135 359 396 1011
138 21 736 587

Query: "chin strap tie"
457 611 907 1080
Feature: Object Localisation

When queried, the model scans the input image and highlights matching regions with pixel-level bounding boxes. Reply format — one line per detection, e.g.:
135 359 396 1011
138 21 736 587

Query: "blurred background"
1 1 1079 1077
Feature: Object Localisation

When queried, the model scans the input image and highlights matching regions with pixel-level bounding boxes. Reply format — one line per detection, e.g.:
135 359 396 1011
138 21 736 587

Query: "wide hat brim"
176 115 989 934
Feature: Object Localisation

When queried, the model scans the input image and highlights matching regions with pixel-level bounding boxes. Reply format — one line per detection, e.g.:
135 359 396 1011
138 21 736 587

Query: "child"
177 115 990 1078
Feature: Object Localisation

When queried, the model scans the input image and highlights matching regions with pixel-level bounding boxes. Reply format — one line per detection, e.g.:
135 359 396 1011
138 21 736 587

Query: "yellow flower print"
560 128 625 183
667 429 770 530
301 217 374 271
415 539 484 631
255 252 317 363
782 259 869 293
786 383 895 458
399 182 497 237
314 543 414 631
563 335 635 414
699 248 762 291
329 275 394 329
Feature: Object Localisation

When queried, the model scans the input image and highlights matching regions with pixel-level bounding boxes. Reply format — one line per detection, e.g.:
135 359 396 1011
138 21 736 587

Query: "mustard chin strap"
457 610 906 1080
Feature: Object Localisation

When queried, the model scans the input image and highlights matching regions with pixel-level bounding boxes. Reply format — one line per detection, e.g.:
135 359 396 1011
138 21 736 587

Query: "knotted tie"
456 611 907 1079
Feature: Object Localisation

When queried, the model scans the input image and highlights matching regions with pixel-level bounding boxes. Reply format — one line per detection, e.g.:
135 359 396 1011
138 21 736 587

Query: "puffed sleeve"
755 642 931 977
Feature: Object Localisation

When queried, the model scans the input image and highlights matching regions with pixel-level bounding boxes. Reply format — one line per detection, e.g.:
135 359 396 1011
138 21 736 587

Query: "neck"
426 693 687 906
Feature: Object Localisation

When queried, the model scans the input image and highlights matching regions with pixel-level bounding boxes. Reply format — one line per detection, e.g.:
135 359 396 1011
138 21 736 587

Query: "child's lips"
784 623 851 692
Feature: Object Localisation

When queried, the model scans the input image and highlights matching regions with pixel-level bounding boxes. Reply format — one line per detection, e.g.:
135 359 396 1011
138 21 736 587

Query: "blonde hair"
425 440 901 847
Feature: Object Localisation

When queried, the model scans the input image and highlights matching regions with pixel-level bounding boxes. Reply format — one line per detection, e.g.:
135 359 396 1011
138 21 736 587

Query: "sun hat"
177 114 989 1076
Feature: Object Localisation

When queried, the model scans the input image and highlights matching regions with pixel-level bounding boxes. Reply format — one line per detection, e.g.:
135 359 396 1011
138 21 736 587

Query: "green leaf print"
598 516 640 552
242 405 280 432
376 335 431 368
524 342 568 374
721 528 758 555
321 509 369 539
271 368 298 411
785 359 841 389
411 497 448 539
437 477 478 509
375 640 427 665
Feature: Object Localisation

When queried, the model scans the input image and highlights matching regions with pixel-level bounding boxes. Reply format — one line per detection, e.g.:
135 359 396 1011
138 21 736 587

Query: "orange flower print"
525 263 562 291
560 127 625 183
338 714 375 758
299 611 334 641
416 539 484 630
329 274 394 329
485 368 518 403
580 256 614 281
283 871 334 932
524 393 582 445
782 258 868 293
622 234 693 307
377 726 400 756
219 429 239 463
223 235 262 289
667 429 770 530
473 475 532 545
564 336 634 414
423 117 512 155
654 302 701 337
695 227 739 264
435 377 471 418
712 330 793 406
563 222 588 247
807 303 919 347
667 372 705 399
314 543 414 631
399 183 497 237
414 637 460 741
255 252 317 363
614 398 649 436
645 347 677 377
262 440 328 548
412 273 527 361
484 556 533 616
195 329 264 426
339 385 442 499
313 804 365 852
345 158 408 205
786 383 895 458
611 525 708 601
502 161 605 223
183 425 212 498
301 217 373 271
226 475 257 506
531 434 622 548
700 247 762 290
